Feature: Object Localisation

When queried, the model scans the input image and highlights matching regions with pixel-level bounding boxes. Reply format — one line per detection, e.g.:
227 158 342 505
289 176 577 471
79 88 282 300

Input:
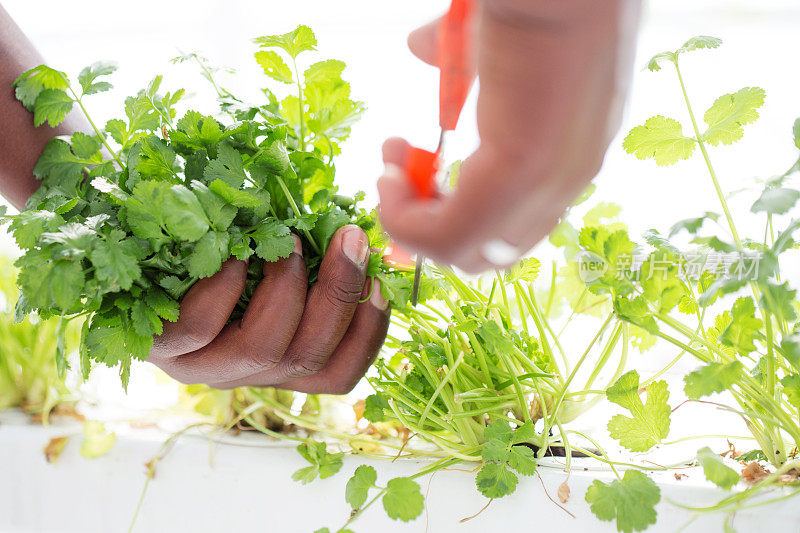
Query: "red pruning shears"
407 0 476 306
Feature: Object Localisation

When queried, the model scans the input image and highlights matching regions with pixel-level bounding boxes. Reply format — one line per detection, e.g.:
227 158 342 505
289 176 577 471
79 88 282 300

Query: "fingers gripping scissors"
406 0 476 306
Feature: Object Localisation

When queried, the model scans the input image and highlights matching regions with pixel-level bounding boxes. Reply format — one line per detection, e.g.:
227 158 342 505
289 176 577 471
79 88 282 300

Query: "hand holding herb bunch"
3 22 412 390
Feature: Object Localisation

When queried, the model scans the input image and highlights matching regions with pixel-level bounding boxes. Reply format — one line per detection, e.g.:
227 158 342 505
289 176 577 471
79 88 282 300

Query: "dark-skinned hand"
148 225 390 394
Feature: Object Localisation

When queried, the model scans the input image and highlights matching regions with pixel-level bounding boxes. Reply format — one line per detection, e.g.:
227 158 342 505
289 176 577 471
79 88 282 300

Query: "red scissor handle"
438 0 476 132
403 0 475 200
405 146 440 200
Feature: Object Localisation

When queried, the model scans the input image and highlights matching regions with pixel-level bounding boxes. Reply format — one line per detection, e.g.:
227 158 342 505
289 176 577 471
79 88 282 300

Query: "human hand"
378 0 641 272
148 225 390 394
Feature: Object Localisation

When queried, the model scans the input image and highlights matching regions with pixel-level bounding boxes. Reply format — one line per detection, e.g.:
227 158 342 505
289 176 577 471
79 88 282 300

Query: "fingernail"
292 235 303 256
370 278 389 310
342 227 369 266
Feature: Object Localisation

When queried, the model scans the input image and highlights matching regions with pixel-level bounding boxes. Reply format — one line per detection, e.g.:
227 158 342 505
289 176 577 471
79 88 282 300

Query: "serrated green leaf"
345 465 376 509
382 477 424 521
78 61 116 95
697 447 739 490
586 470 660 533
623 116 695 166
781 374 800 409
14 65 69 110
208 179 262 208
507 446 537 475
292 441 343 485
668 212 719 237
752 187 800 215
719 297 762 356
251 219 294 262
204 143 246 188
703 87 765 146
255 50 293 84
187 230 230 278
475 463 518 499
680 36 723 53
760 281 798 323
684 361 743 399
33 89 74 128
363 393 390 423
254 25 317 58
89 233 142 291
606 371 670 452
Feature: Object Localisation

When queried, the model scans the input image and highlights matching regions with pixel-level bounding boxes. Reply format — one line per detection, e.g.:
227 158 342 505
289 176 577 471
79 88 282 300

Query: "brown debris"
720 440 742 460
741 462 771 485
352 400 366 422
557 480 571 503
44 437 69 464
779 468 800 484
674 473 687 480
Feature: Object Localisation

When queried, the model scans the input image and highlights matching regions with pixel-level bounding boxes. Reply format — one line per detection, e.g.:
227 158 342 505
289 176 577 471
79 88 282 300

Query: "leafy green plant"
5 25 412 387
572 35 800 519
0 256 81 418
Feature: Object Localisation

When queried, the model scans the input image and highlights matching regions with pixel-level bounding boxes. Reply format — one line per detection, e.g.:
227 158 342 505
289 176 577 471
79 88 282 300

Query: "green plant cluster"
6 26 412 387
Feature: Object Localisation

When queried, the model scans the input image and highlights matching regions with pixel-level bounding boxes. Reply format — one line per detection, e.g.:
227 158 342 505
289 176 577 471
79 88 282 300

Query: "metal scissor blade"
411 255 424 306
410 131 449 307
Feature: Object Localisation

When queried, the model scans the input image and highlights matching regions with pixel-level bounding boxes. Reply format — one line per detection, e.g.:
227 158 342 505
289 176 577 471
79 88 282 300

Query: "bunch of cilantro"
7 26 412 386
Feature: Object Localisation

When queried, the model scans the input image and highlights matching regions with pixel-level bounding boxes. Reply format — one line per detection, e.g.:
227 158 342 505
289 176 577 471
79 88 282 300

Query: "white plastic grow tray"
1 411 798 533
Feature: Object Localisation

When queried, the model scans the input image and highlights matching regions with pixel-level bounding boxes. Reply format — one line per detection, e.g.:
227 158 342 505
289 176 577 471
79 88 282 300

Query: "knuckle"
322 277 363 309
181 323 217 351
324 377 360 396
285 351 327 377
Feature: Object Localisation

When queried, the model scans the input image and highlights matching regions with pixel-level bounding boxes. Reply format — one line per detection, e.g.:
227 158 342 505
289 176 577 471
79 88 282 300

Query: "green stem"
68 88 124 168
674 61 741 248
291 57 306 151
274 175 321 254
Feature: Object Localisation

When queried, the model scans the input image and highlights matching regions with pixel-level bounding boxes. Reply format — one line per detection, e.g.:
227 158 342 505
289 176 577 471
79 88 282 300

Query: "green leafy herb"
585 470 660 533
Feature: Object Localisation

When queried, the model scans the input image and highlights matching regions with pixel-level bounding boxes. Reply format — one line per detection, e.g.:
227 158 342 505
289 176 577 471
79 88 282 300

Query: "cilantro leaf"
187 230 230 278
760 281 798 323
719 297 762 356
751 187 800 215
684 361 743 399
78 61 116 95
476 463 518 499
702 87 765 146
251 219 294 261
680 36 723 53
254 25 317 59
382 477 424 522
208 179 262 208
606 371 671 452
89 232 142 291
668 212 719 237
33 89 74 127
781 375 800 409
623 116 696 166
697 447 739 490
305 60 346 84
345 465 376 509
585 470 660 533
255 50 293 84
292 441 343 484
13 65 69 109
363 393 390 423
203 143 247 188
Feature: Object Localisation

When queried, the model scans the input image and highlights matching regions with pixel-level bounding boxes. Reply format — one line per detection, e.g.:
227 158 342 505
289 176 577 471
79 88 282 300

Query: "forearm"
0 5 78 209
